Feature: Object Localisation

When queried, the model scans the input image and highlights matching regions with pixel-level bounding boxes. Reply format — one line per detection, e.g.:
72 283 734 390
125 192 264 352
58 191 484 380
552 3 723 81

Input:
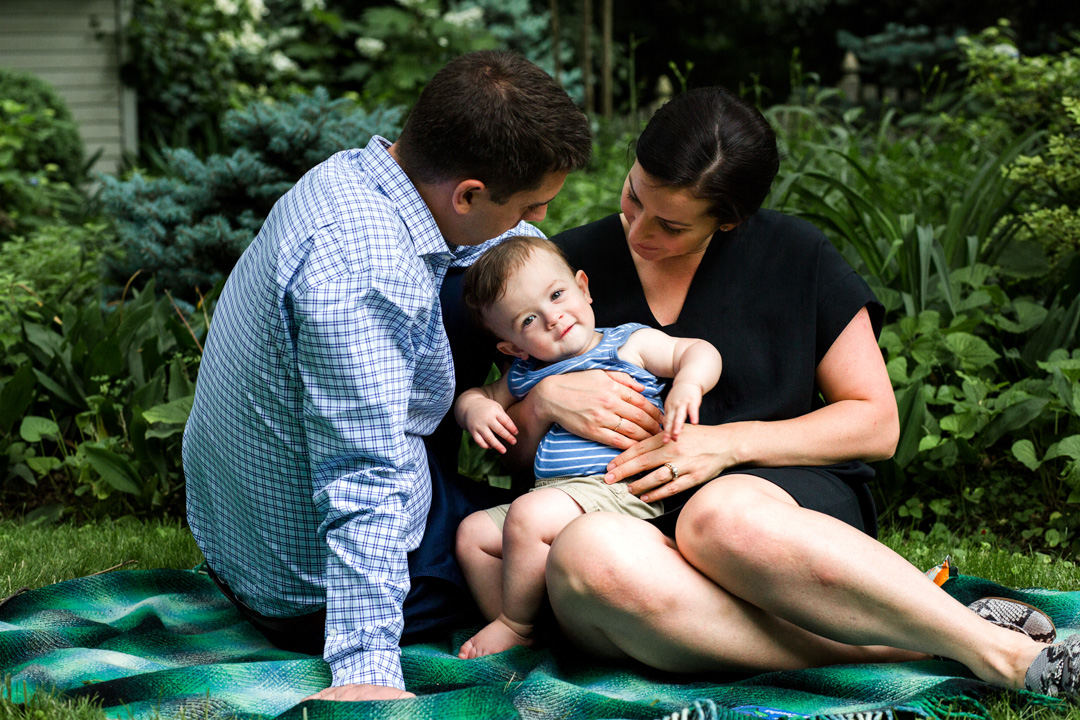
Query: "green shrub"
0 67 85 185
0 222 115 352
0 278 214 521
0 71 88 242
122 0 300 159
100 88 404 303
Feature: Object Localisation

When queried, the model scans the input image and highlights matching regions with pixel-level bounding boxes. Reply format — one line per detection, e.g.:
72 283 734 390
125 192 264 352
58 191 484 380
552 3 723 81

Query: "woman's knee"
675 477 792 564
547 513 661 612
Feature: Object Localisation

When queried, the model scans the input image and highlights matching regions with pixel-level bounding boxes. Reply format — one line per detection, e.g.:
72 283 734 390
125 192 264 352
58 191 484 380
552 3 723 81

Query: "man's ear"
575 269 592 303
452 179 486 215
496 340 531 361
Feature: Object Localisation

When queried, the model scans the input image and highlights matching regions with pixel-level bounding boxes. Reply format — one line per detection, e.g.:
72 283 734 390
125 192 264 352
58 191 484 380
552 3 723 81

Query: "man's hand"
303 683 416 702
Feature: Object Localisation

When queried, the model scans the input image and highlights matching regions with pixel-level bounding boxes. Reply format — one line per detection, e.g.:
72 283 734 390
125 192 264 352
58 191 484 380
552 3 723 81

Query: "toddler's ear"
575 269 591 303
496 340 531 361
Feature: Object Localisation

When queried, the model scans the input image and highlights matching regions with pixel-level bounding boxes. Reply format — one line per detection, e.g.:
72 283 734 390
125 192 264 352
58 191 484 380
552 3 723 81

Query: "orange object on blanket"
924 555 956 586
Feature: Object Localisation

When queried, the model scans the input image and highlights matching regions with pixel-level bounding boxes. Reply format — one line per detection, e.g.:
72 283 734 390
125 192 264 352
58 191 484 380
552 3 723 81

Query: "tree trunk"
601 0 612 119
581 0 593 115
550 0 561 86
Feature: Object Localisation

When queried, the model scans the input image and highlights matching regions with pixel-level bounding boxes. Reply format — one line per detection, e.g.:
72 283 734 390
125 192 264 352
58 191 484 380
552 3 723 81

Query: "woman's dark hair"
396 50 592 204
635 86 779 226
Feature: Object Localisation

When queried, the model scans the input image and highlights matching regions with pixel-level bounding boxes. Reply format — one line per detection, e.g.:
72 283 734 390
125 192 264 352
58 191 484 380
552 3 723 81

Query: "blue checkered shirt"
183 136 543 690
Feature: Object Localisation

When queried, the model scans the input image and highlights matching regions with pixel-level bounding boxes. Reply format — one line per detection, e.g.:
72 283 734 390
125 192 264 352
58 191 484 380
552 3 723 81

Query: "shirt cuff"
329 644 405 690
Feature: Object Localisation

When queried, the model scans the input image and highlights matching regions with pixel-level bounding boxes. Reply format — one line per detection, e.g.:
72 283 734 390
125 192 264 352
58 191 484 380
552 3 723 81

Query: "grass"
2 519 1080 719
0 518 203 598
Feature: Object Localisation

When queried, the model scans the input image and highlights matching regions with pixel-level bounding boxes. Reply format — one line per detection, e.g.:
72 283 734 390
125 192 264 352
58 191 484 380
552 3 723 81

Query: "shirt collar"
359 136 452 259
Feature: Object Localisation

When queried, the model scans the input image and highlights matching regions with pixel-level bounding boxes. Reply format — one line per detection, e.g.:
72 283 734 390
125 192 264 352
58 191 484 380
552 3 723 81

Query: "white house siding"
0 0 137 176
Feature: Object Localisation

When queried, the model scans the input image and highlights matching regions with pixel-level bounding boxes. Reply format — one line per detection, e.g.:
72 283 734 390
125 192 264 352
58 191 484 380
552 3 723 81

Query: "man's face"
458 171 568 246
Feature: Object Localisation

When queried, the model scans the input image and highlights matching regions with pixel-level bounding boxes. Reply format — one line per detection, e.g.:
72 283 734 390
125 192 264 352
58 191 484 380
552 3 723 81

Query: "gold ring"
663 462 679 481
614 417 624 433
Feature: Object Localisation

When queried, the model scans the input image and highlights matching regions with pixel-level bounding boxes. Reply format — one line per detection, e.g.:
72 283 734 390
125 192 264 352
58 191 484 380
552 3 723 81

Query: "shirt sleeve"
292 269 426 690
814 235 885 364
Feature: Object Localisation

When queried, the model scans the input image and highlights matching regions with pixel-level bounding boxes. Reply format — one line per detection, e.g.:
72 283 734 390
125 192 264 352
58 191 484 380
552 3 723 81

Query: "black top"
552 210 884 429
430 209 884 506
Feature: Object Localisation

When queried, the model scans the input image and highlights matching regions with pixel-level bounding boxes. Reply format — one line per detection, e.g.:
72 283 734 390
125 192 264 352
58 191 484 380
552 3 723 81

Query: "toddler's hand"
663 383 702 443
464 401 518 454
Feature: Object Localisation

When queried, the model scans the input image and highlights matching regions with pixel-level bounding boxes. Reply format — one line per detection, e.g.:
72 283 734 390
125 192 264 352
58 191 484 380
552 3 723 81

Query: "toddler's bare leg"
456 510 505 622
459 488 584 659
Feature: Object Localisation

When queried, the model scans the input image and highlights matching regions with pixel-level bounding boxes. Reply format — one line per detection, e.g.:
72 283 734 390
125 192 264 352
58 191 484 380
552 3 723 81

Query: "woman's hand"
531 369 663 450
604 424 734 503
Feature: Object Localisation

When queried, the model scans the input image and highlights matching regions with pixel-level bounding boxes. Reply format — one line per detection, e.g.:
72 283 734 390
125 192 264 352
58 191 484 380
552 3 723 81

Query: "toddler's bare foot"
457 615 533 659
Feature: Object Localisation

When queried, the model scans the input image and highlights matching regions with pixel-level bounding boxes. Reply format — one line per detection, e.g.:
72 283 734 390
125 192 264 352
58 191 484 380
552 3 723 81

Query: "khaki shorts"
485 474 664 531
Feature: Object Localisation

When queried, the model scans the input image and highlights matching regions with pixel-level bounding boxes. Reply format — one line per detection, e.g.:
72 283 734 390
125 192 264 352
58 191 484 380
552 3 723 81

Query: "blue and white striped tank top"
506 323 666 480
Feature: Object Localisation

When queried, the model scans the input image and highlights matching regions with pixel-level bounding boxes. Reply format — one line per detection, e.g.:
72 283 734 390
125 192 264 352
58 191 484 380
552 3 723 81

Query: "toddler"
454 235 722 659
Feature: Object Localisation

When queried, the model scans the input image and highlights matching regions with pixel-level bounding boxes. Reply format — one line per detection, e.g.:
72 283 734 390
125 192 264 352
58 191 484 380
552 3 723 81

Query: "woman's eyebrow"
628 175 692 227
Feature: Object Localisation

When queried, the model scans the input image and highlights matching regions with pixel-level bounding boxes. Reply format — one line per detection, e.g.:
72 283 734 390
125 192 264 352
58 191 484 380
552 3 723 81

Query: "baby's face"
486 250 597 363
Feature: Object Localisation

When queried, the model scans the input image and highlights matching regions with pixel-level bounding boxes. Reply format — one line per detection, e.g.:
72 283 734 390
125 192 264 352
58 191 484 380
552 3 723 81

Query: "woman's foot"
969 597 1056 644
1026 634 1080 700
458 615 534 659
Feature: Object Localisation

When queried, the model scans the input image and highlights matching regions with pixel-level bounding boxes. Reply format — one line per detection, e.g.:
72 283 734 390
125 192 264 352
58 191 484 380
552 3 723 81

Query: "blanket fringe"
654 699 721 720
651 688 1068 720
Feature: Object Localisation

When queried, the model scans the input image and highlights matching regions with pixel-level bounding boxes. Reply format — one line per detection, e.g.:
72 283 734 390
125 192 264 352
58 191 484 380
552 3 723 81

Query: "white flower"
246 0 266 19
217 30 237 49
301 0 326 10
991 43 1020 59
443 6 483 27
236 22 267 53
270 51 297 72
396 0 424 8
437 36 449 47
214 0 240 15
355 37 387 59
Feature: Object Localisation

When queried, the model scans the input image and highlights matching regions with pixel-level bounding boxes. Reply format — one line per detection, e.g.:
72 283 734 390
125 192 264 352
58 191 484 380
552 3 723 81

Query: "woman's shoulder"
551 214 623 262
745 209 828 245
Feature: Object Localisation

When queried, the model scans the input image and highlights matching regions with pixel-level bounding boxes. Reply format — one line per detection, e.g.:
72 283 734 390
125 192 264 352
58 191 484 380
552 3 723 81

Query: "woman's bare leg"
459 488 584 659
547 511 919 673
673 475 1044 687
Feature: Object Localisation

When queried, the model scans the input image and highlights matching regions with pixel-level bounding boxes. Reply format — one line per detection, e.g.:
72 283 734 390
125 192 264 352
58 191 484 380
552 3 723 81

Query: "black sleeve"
814 236 884 365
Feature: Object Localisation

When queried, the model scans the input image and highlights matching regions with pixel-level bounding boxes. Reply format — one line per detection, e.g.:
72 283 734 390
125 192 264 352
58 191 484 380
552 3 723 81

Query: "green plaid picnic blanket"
0 569 1075 720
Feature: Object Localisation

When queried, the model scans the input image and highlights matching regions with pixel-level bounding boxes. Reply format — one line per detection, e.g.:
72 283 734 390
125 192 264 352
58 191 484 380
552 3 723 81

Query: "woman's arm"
605 307 899 502
501 369 665 472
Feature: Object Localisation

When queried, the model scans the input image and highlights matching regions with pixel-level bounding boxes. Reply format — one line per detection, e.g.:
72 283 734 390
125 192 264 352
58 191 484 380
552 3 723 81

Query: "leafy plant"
0 278 216 521
0 95 87 243
0 67 86 186
100 88 404 303
122 0 302 161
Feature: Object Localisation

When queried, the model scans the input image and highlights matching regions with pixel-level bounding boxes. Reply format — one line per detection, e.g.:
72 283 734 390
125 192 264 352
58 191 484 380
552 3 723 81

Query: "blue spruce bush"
101 88 404 302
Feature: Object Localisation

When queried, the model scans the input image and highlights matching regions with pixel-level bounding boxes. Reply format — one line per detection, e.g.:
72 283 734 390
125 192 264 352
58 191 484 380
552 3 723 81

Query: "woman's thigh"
545 509 906 672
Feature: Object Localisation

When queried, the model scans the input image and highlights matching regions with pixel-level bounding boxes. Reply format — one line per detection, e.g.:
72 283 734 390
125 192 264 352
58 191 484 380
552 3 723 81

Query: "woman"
500 87 1075 697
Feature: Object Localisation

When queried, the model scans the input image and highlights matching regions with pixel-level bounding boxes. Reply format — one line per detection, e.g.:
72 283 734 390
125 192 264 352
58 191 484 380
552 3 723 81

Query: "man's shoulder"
300 150 399 225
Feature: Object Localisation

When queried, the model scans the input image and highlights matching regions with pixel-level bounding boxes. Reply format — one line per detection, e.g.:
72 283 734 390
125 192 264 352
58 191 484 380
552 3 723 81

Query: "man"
182 50 591 702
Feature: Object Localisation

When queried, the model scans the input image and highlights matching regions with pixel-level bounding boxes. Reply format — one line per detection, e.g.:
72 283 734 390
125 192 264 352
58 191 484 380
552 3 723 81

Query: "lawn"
2 519 1079 719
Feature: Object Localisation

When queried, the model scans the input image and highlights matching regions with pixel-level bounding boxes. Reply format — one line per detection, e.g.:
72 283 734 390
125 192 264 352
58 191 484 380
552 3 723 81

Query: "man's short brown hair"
395 50 592 203
463 236 573 334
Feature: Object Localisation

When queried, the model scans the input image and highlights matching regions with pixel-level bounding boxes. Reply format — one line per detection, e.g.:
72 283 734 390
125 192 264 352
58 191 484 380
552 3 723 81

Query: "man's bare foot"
458 615 533 659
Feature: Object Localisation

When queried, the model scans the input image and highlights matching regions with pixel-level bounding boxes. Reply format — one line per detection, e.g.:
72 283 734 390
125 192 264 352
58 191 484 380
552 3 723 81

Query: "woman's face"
619 162 724 263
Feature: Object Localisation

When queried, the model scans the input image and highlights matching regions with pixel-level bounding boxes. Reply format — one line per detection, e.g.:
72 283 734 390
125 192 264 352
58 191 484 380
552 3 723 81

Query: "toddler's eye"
522 315 535 328
551 290 563 301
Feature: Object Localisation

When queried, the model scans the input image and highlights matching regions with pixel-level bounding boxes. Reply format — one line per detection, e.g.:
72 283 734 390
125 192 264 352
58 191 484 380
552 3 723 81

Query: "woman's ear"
496 340 531 361
452 179 486 215
575 269 592 303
